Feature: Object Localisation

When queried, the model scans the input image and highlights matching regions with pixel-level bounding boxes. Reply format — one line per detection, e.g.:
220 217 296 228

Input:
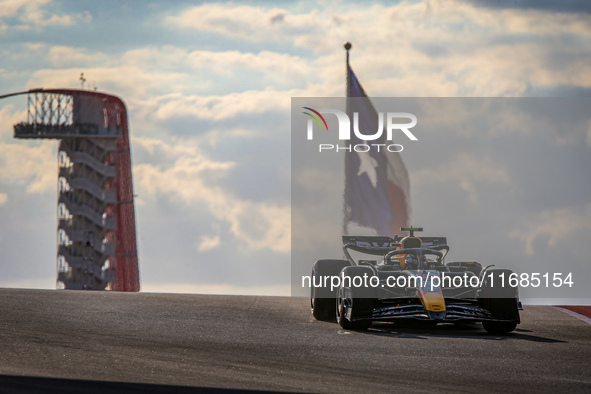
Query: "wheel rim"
310 270 316 311
336 287 344 323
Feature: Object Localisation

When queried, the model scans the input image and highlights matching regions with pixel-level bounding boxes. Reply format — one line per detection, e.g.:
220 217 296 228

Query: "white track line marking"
552 307 591 325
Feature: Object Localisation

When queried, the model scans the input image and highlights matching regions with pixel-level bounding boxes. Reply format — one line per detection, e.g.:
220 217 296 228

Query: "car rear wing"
342 235 447 248
342 236 401 253
342 235 449 265
342 236 401 265
419 237 447 247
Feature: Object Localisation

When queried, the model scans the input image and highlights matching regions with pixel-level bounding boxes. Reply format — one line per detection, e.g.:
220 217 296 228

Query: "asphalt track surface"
1 289 590 393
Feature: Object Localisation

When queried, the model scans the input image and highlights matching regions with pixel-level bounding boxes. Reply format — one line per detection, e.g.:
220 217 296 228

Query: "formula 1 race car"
310 227 522 334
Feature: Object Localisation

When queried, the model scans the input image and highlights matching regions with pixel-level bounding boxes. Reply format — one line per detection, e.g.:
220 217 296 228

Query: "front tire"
310 259 351 321
336 266 376 331
478 269 520 334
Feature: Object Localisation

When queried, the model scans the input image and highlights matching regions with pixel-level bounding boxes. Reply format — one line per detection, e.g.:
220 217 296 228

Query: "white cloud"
164 4 322 43
0 141 57 194
43 46 310 89
132 135 197 159
164 1 591 97
123 47 310 84
27 66 189 98
165 2 591 47
414 153 510 203
23 9 89 27
0 0 50 19
146 89 295 121
0 103 26 138
218 201 291 253
510 202 591 255
26 45 315 122
47 46 113 68
9 1 591 107
196 234 220 252
0 0 91 27
132 137 290 253
0 192 7 205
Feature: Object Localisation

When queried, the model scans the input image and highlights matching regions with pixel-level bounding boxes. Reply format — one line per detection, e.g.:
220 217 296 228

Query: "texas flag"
343 64 411 237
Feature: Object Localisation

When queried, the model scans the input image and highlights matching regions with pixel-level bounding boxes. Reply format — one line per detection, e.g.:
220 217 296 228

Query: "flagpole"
343 42 352 236
344 41 352 96
344 41 351 66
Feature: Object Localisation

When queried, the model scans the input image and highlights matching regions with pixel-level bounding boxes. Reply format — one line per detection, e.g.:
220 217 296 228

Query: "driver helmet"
405 254 419 269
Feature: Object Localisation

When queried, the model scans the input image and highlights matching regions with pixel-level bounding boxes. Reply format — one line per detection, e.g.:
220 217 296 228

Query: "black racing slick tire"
310 259 351 321
336 266 377 331
478 269 520 334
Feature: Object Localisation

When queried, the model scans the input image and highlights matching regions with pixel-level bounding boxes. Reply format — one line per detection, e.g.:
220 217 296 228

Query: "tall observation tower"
1 88 140 291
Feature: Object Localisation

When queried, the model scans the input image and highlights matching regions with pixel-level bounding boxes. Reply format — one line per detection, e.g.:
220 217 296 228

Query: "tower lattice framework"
2 88 140 291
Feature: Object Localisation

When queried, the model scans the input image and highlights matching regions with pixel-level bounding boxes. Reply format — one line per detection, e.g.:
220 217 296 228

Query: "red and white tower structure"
2 88 140 291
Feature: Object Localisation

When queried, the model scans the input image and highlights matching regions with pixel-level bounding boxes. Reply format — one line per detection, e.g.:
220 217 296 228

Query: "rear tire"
336 266 376 331
310 259 351 321
478 269 520 334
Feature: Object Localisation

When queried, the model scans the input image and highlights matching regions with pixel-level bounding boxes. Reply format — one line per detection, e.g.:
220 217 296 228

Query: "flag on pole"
343 63 411 237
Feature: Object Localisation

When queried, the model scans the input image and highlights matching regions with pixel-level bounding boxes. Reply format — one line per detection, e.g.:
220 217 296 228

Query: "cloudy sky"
0 0 590 299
